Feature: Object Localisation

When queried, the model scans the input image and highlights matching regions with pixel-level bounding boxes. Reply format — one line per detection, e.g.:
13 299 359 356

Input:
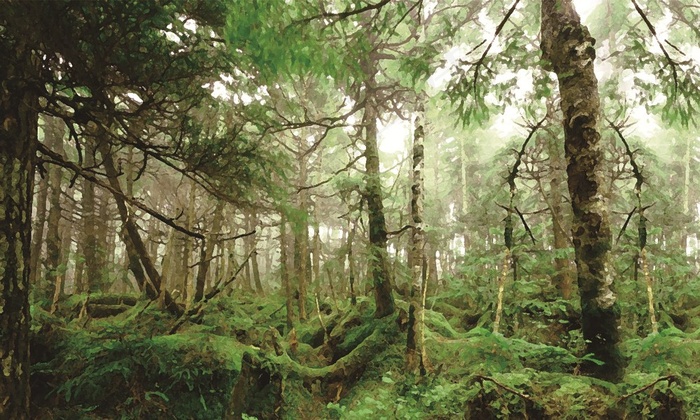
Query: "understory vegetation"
30 269 700 419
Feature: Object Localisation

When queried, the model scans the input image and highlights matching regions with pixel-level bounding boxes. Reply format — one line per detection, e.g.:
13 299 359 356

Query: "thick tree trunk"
0 39 37 419
541 0 625 381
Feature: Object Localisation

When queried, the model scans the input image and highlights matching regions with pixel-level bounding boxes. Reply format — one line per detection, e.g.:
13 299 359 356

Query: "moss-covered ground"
29 284 700 419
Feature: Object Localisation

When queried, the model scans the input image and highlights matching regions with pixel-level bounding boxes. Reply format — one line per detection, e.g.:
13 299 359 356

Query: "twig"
618 375 675 402
506 116 547 193
474 375 533 402
472 0 523 97
630 0 679 93
514 206 536 245
294 0 392 25
616 206 637 244
607 118 643 192
387 224 413 237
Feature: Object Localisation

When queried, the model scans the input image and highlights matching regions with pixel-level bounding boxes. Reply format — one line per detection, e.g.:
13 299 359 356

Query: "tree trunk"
407 106 426 374
347 221 357 306
249 210 264 295
195 201 224 302
541 0 625 381
543 104 574 299
29 173 48 287
80 145 100 291
280 212 295 330
97 141 180 315
293 159 309 320
0 38 38 419
361 64 395 318
180 180 196 304
312 207 322 296
44 117 65 302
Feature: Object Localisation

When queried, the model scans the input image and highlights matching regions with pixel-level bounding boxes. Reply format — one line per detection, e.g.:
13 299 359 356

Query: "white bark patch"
596 287 616 308
596 267 616 308
2 351 13 376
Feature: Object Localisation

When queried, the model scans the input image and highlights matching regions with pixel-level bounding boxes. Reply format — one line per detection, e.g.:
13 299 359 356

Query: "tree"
540 0 625 381
1 1 274 414
0 31 37 419
406 105 426 373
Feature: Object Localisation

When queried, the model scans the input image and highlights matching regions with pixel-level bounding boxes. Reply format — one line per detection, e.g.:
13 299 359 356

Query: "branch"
514 206 536 245
474 375 534 403
630 0 679 93
295 0 392 25
297 153 364 192
387 224 413 237
607 118 643 193
37 143 204 240
507 115 547 193
217 229 257 243
472 0 522 96
618 375 676 402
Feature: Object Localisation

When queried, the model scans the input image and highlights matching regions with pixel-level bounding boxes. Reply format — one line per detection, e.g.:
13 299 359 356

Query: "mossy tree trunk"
81 145 100 291
544 102 574 299
541 0 625 381
0 37 37 419
407 105 426 374
360 62 395 318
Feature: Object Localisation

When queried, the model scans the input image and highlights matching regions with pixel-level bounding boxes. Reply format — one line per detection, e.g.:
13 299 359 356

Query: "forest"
1 0 700 418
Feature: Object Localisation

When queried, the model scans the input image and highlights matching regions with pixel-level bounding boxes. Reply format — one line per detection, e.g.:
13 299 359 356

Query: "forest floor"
29 282 700 419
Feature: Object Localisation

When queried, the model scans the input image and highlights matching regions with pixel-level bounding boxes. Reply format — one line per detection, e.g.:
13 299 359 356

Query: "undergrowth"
29 281 700 419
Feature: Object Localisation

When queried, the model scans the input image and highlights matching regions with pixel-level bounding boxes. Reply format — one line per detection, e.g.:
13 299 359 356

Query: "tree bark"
248 210 264 295
80 145 100 292
280 212 295 330
29 173 48 288
543 104 574 299
0 37 37 419
44 117 65 301
347 221 357 306
407 106 426 374
541 0 625 381
194 201 224 302
361 62 395 318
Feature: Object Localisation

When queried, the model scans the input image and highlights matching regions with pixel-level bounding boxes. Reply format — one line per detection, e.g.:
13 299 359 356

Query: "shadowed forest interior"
1 0 700 418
